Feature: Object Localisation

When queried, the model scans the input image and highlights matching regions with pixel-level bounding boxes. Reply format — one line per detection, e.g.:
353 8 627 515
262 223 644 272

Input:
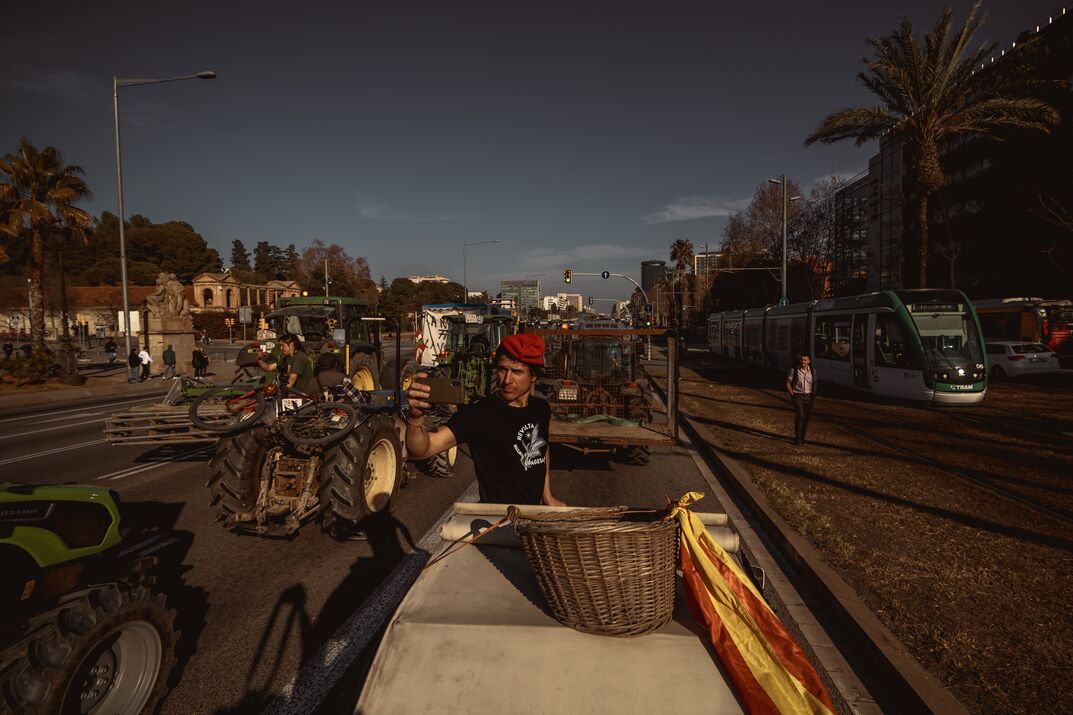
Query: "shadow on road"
118 500 208 701
216 510 416 714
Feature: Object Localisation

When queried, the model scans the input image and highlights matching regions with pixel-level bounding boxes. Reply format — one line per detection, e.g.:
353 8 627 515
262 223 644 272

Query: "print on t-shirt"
514 422 547 470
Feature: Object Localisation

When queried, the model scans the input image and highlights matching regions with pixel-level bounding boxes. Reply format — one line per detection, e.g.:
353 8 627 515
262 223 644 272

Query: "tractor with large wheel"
234 295 386 391
412 306 517 477
196 316 409 538
0 484 179 714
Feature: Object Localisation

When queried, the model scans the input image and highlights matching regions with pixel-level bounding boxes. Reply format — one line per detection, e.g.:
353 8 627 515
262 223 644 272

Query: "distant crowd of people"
124 343 211 383
2 342 35 360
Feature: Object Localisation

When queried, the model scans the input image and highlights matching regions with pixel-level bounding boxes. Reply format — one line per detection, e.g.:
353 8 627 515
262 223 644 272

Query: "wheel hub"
67 619 163 715
364 437 398 512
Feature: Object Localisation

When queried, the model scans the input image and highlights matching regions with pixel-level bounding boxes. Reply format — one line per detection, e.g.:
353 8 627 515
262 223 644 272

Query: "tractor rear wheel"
320 414 401 530
0 583 177 715
205 427 271 520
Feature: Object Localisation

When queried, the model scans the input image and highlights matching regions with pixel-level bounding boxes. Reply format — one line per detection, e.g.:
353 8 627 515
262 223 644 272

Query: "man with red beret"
405 333 565 506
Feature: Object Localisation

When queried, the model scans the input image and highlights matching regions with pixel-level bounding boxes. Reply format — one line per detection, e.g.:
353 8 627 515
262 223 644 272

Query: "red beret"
499 333 546 367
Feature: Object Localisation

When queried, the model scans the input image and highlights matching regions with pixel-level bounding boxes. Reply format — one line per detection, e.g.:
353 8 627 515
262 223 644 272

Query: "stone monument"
141 272 194 377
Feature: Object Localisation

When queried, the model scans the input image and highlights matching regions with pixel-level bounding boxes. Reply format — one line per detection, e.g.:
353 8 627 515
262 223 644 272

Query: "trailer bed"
548 419 673 446
356 504 744 713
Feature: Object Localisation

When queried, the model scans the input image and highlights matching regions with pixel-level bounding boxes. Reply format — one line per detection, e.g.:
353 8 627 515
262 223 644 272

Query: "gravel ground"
679 350 1073 715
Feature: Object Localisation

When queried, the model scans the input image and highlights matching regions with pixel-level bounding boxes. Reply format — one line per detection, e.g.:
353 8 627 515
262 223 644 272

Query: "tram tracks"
694 358 1073 529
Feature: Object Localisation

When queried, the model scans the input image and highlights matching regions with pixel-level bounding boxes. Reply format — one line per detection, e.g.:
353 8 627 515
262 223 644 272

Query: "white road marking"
0 417 110 441
95 446 211 481
0 438 108 466
0 395 162 424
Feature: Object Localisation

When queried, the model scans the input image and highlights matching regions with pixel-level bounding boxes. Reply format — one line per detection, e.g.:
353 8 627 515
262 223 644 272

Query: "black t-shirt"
446 395 551 505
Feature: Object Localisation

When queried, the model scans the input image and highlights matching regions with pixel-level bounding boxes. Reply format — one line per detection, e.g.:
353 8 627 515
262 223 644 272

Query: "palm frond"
945 96 1060 136
805 107 898 146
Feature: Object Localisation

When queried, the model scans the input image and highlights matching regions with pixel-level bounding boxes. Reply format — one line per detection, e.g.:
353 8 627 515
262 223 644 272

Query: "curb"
679 411 969 714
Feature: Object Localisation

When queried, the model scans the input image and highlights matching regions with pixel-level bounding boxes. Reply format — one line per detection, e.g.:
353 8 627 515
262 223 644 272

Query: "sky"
1 0 1064 300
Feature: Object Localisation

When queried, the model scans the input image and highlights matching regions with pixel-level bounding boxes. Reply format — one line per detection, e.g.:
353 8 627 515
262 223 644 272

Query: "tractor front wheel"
0 583 177 714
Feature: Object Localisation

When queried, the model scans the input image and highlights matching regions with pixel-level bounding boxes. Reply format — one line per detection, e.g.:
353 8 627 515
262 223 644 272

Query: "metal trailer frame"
530 327 678 453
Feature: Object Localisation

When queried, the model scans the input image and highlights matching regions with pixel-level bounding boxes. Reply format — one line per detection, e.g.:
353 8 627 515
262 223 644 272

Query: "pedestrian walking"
192 346 209 378
127 348 141 383
138 347 153 382
786 352 817 445
2 342 12 359
104 338 118 364
162 344 177 379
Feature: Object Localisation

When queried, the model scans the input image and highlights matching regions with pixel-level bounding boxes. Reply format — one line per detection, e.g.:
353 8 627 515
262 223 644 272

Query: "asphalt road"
0 371 721 714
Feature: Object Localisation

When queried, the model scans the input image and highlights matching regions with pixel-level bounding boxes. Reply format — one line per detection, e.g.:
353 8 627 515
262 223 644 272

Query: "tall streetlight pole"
113 70 216 357
462 240 499 303
768 175 800 304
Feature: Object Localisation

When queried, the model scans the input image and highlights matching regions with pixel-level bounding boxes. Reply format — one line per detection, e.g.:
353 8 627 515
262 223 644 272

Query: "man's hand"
406 372 432 420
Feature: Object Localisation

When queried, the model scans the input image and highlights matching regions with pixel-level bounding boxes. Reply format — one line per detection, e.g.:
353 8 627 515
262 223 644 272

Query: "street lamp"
462 240 499 303
113 70 216 357
768 175 801 303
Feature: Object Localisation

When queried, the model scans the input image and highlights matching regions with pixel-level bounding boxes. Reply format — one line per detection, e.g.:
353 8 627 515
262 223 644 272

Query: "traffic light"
588 296 593 306
564 268 572 284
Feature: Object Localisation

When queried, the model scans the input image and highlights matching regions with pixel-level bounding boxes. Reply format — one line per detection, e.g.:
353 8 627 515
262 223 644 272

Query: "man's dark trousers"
792 394 814 442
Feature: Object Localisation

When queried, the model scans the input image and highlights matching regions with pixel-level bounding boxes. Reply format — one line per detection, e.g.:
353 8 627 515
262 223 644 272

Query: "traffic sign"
643 303 653 314
778 297 789 307
239 306 252 324
601 270 610 279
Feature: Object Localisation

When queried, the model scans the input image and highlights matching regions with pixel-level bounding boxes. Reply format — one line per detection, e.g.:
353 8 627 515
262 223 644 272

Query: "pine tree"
230 239 251 271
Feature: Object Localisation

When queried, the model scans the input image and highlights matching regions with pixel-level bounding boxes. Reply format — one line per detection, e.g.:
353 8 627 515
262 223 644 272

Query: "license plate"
281 398 306 411
1030 357 1045 362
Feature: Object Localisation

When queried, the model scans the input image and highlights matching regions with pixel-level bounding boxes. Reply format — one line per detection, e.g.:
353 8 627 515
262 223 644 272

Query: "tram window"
814 316 851 361
791 317 806 355
874 315 917 368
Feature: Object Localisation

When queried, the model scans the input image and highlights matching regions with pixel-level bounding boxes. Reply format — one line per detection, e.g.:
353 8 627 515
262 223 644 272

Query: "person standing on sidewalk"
138 347 153 382
162 344 177 379
786 352 817 445
104 338 118 364
127 348 141 383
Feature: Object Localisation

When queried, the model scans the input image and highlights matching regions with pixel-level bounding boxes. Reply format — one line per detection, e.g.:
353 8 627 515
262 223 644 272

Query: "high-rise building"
499 280 541 313
641 260 667 295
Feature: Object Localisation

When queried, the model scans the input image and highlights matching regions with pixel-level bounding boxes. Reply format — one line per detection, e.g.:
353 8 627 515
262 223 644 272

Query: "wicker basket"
508 507 678 637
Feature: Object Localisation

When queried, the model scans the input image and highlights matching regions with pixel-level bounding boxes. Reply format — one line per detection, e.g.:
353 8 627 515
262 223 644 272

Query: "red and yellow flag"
670 492 836 715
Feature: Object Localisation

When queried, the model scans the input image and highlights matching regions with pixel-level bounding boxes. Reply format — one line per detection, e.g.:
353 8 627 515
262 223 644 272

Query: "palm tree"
669 238 694 328
0 139 92 352
805 3 1059 288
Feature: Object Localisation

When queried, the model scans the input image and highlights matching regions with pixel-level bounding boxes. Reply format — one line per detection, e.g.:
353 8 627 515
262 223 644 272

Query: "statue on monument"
145 272 191 318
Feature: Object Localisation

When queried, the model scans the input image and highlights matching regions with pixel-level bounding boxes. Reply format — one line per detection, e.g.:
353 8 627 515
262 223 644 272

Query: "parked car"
985 341 1061 378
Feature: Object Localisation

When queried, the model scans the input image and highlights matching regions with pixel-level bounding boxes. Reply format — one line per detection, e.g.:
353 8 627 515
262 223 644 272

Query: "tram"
707 290 987 404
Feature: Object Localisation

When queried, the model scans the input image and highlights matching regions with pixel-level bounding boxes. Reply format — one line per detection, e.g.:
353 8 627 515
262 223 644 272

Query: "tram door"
852 314 870 389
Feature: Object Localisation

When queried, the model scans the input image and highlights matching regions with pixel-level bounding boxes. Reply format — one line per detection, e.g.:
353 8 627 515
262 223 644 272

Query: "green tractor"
435 313 516 403
234 295 385 391
415 310 516 478
0 484 178 713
